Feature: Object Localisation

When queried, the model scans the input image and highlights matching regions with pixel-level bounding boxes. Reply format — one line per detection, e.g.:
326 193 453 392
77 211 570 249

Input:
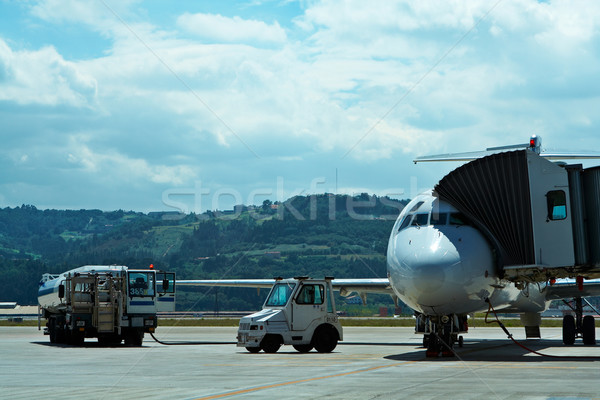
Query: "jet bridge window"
546 190 567 220
296 284 324 305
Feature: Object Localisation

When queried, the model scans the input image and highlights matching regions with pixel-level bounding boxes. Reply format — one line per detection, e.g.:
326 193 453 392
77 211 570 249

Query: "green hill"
0 194 408 313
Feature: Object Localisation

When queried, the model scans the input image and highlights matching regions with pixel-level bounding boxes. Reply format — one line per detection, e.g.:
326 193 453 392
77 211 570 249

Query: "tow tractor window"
128 272 155 297
326 284 334 313
546 190 567 220
265 283 296 307
296 284 324 305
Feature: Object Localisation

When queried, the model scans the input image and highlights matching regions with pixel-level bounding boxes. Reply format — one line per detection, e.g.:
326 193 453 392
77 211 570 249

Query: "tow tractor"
237 277 342 353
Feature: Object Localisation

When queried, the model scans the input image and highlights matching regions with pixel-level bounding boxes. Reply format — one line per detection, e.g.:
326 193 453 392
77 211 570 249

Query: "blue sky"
1 0 600 212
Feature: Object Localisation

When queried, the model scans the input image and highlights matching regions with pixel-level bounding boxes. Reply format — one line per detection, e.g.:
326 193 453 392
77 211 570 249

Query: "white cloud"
30 0 140 36
0 39 97 107
65 135 197 186
177 13 287 44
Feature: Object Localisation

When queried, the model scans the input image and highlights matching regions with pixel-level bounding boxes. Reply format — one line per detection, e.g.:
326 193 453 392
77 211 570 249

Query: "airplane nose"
411 260 446 293
400 246 458 303
388 225 495 315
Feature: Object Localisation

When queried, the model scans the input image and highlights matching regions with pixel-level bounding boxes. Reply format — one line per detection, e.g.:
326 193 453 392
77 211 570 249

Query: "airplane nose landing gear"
417 313 467 357
426 329 454 357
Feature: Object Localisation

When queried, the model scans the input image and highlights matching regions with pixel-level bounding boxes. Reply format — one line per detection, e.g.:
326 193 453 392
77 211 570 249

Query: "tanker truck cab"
120 270 158 339
121 269 175 338
237 277 342 353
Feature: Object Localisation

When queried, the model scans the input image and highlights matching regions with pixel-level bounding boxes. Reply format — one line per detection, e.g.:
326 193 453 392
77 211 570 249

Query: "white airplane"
179 136 600 357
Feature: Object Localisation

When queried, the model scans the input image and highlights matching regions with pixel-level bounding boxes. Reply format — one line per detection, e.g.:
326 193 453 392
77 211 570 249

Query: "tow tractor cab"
237 277 342 353
38 265 175 346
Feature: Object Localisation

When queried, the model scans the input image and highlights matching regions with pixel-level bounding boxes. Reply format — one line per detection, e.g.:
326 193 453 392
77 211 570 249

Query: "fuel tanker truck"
38 265 175 346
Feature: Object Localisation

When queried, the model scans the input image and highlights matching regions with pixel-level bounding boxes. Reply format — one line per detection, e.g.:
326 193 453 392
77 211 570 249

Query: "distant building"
263 251 281 259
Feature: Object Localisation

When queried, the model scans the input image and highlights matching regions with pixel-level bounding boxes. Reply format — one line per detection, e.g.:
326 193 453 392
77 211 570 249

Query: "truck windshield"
128 272 155 297
265 283 296 307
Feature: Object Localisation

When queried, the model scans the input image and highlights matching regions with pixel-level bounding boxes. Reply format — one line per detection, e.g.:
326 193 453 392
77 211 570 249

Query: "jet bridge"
434 149 600 282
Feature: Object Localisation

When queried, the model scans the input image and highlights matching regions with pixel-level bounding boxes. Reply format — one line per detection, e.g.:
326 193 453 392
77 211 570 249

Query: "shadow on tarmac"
383 338 600 363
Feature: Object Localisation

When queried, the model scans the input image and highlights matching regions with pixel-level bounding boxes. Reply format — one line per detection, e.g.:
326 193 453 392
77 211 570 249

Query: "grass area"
0 320 40 327
60 231 92 242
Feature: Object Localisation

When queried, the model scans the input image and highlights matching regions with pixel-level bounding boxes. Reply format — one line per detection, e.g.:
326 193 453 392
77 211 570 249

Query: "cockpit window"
409 201 425 213
398 215 412 231
449 212 468 226
430 212 448 226
411 213 429 227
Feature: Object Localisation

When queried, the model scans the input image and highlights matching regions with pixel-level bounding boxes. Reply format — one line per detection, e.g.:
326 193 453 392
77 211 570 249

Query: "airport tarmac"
1 325 600 400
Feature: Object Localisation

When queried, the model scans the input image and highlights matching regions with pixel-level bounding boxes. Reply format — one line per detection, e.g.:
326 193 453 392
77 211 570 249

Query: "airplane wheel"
440 330 454 357
246 347 261 353
562 315 576 345
426 334 440 358
293 344 313 353
458 336 464 348
582 315 596 345
422 335 429 348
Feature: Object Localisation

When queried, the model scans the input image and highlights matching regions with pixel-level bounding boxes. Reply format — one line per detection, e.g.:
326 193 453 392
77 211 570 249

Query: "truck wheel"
293 344 313 353
313 325 338 353
246 347 261 353
48 318 57 344
55 321 67 344
124 330 144 347
260 335 281 353
99 334 122 346
69 331 85 346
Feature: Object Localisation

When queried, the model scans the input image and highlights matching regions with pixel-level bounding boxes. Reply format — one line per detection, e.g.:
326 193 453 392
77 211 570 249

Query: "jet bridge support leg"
575 297 583 335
